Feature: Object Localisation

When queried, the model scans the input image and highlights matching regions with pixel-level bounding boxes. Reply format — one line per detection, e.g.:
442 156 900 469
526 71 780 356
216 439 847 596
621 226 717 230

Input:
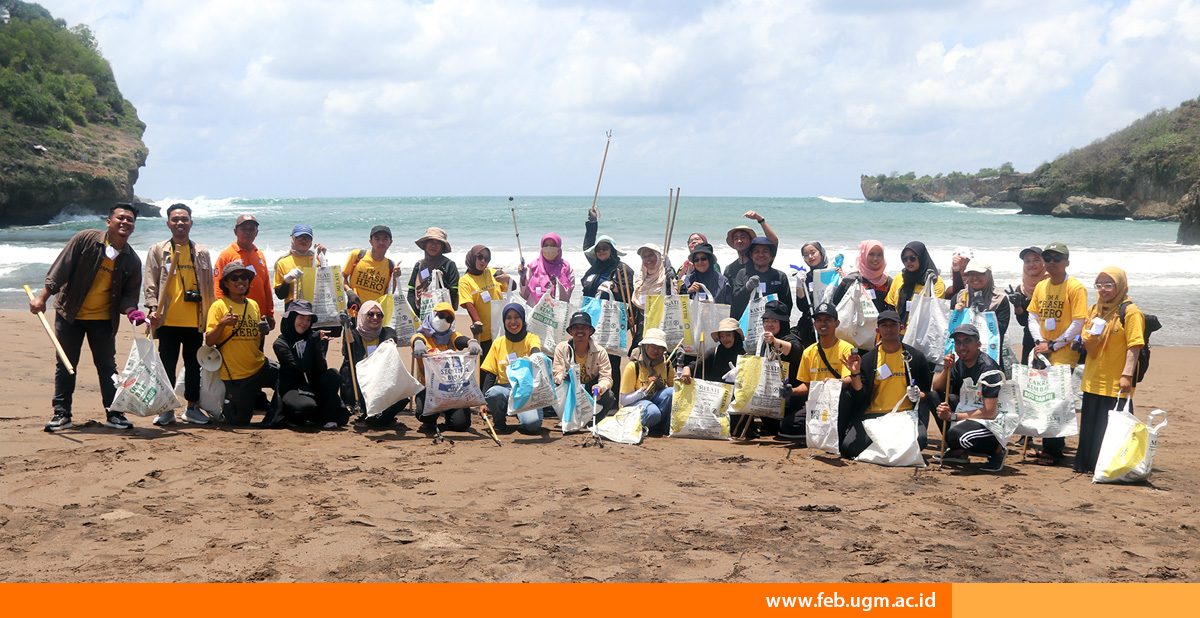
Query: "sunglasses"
902 255 919 263
365 311 384 318
1044 254 1066 263
1095 282 1116 291
693 256 710 262
226 273 251 282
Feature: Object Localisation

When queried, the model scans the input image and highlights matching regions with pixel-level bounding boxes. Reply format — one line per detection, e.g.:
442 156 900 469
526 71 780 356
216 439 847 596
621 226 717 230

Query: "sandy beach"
0 310 1196 583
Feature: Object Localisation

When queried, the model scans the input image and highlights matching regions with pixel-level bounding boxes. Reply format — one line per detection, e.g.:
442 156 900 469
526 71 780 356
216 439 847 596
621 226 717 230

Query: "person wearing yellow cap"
411 301 481 432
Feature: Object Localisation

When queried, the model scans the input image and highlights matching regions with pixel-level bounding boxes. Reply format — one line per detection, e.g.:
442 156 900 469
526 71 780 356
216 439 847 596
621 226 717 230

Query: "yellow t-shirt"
273 253 317 303
620 359 672 395
575 353 596 385
1029 277 1088 366
163 243 200 328
77 252 115 321
868 348 914 413
884 273 947 316
343 251 392 304
798 339 856 384
480 333 543 385
458 269 508 343
1081 305 1145 397
206 297 265 380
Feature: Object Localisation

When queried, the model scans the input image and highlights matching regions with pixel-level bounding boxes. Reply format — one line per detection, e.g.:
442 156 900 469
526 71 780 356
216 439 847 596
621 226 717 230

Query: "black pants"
1076 392 1126 474
607 353 623 394
222 361 278 425
945 420 1001 455
53 315 117 416
279 369 346 426
415 390 471 432
157 325 203 403
588 386 620 421
841 396 930 458
340 363 410 426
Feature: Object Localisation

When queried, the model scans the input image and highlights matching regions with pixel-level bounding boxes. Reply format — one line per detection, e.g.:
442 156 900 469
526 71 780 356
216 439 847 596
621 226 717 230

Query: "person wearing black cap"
206 259 277 425
214 213 275 332
679 242 730 304
729 236 793 320
793 302 862 440
841 310 934 458
552 311 618 420
1006 246 1049 360
930 324 1009 472
271 299 345 429
344 225 403 310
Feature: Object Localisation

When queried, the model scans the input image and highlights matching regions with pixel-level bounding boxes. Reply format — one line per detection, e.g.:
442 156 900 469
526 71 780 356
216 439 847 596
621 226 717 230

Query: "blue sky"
37 0 1200 200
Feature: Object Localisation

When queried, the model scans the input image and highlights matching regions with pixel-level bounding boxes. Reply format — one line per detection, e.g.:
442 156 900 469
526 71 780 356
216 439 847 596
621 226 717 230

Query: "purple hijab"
524 232 574 303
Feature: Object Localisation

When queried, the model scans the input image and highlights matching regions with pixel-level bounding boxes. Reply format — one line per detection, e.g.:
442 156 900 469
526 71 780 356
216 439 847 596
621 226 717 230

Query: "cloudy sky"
36 0 1200 199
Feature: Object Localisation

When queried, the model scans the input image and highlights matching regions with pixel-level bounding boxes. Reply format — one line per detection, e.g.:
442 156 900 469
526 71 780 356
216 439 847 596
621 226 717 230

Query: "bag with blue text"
505 352 558 415
421 351 485 414
581 292 629 356
557 363 597 433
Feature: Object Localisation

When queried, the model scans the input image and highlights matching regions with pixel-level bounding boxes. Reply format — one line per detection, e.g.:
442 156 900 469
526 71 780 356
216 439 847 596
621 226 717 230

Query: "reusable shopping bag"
687 285 731 356
1013 353 1078 439
174 364 225 416
902 276 951 364
645 282 691 353
417 270 452 322
490 289 524 341
738 289 777 354
356 340 423 417
726 344 789 420
595 406 646 445
556 364 597 434
112 338 182 417
380 286 419 346
505 352 557 415
945 308 1001 363
950 367 1023 443
301 264 347 329
670 378 732 440
421 351 485 414
835 279 879 349
806 377 843 455
853 404 927 468
580 292 628 356
525 283 570 353
1093 400 1167 484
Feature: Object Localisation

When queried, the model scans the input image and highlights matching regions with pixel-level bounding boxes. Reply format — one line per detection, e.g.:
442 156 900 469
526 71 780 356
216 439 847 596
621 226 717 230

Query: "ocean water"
2 196 1195 344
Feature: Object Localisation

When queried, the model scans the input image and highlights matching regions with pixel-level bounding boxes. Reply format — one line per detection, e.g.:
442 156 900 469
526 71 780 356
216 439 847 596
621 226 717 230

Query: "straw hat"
725 225 755 248
415 227 451 252
641 328 668 349
710 317 743 341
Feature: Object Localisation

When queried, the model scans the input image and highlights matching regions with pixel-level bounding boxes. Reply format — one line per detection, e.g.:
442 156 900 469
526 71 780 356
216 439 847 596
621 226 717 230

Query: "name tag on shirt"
878 364 893 380
638 294 645 305
420 268 430 280
697 292 708 301
906 300 912 312
1046 317 1057 331
758 283 766 293
480 291 492 303
247 264 257 274
104 245 118 260
366 345 378 355
536 286 542 295
867 289 876 300
808 282 814 291
507 353 517 362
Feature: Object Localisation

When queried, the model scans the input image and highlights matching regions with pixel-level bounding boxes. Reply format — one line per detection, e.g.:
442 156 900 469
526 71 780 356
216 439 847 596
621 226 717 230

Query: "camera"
184 289 201 303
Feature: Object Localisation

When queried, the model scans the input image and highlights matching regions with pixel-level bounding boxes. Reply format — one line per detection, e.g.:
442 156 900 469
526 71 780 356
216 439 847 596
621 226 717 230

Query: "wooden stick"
665 187 681 255
25 285 74 375
589 130 612 215
343 325 363 415
939 358 951 468
663 188 674 251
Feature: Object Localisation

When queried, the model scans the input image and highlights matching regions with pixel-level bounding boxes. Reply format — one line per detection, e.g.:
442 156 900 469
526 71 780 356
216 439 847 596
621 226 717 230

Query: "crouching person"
412 301 480 433
930 324 1008 472
480 303 544 434
341 300 408 427
206 260 277 425
841 310 933 458
272 300 345 429
552 312 617 420
619 328 674 436
792 303 862 451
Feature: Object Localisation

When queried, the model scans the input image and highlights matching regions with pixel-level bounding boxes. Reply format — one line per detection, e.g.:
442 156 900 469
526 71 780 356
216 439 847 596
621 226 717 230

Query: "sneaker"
981 449 1007 472
153 410 176 426
44 412 73 432
104 412 133 430
322 421 338 429
183 407 210 424
941 449 970 464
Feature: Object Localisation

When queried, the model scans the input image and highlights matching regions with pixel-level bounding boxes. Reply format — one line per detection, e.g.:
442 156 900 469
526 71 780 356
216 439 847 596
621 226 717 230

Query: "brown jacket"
552 338 613 392
44 229 142 329
143 238 216 333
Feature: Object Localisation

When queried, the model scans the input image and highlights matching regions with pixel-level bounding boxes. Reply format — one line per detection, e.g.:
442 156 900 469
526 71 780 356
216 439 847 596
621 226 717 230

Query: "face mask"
432 317 451 333
542 246 559 260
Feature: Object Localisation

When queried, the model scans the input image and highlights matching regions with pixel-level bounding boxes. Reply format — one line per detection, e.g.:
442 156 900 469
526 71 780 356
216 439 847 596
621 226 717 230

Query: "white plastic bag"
417 270 452 322
490 289 522 341
835 280 879 349
174 364 225 416
356 340 423 417
112 338 182 417
1093 401 1167 484
525 286 570 354
805 377 842 455
902 279 951 364
595 406 646 444
854 407 927 467
302 264 346 329
671 378 732 440
383 292 419 347
1013 353 1078 439
687 289 731 356
422 351 485 414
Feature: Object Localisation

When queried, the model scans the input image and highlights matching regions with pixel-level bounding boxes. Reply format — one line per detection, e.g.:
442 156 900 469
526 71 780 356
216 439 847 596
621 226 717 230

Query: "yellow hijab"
1088 266 1131 341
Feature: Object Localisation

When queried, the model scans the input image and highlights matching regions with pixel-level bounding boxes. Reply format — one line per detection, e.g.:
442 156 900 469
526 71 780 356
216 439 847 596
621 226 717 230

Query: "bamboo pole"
25 285 74 375
665 187 681 256
663 188 674 251
589 131 612 215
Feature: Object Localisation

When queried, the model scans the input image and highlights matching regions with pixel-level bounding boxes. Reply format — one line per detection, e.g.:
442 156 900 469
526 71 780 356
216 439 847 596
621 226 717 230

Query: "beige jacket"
143 238 215 333
552 338 613 392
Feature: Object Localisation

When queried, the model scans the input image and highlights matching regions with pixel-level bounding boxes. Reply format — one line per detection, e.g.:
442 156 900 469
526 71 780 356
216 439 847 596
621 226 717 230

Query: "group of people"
33 202 1148 475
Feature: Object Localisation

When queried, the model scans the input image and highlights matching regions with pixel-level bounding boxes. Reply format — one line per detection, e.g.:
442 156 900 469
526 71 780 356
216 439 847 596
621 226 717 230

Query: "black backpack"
1119 301 1161 384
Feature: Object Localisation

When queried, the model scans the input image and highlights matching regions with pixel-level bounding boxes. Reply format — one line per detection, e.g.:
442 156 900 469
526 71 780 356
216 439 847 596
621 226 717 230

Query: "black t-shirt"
949 353 1003 407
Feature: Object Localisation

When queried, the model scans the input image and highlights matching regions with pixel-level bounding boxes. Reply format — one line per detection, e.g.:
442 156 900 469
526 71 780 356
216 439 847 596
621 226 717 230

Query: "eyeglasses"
693 256 710 262
365 311 384 318
226 274 251 282
1044 254 1066 263
902 255 919 263
1094 282 1116 291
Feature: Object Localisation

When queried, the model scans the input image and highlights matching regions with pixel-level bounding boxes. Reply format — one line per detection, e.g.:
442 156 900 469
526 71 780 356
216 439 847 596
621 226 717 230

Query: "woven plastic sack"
421 351 485 414
302 265 347 329
726 351 789 420
945 308 1001 364
952 368 1023 443
356 340 423 416
112 338 182 417
1013 353 1078 439
505 352 557 415
557 364 597 433
381 293 419 346
595 406 646 444
526 287 570 354
738 289 777 354
580 293 628 356
1094 401 1167 484
417 270 451 322
671 378 732 440
805 377 842 455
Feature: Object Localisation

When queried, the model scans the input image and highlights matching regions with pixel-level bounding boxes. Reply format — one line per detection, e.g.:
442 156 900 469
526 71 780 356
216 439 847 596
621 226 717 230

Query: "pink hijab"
856 239 888 287
524 233 574 303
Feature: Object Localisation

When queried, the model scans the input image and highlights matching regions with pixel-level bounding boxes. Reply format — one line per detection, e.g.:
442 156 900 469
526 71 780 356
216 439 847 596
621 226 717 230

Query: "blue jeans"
630 386 673 433
484 384 548 435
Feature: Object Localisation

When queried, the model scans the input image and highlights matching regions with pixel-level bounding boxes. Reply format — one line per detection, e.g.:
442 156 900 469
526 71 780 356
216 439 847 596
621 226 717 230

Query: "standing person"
1005 246 1049 360
521 233 573 304
632 243 674 311
552 312 618 420
953 258 1011 349
793 303 862 447
143 203 215 426
794 241 832 346
1025 242 1088 465
618 328 675 436
885 241 946 331
680 242 730 304
411 301 480 433
729 237 794 320
272 300 345 429
841 310 933 458
340 300 408 428
479 304 545 435
1076 267 1145 475
722 211 778 283
206 260 276 426
831 239 891 313
678 233 718 277
581 207 637 392
34 203 145 432
274 223 328 304
931 324 1009 472
943 248 975 299
213 214 275 331
407 227 459 311
344 225 402 310
458 245 512 359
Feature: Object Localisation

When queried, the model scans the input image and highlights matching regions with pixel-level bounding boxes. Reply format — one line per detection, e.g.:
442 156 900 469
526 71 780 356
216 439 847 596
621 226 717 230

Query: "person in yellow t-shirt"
885 241 946 332
458 245 512 358
794 302 862 451
343 225 403 309
479 303 543 434
617 328 675 436
1024 242 1088 464
206 260 276 425
273 223 327 304
1075 266 1146 475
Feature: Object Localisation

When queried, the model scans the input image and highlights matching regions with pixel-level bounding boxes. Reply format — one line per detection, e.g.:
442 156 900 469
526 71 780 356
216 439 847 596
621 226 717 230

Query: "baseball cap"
813 302 838 319
762 300 789 322
951 324 980 340
877 309 901 324
568 311 594 332
1042 242 1069 258
964 258 992 274
1018 246 1043 259
292 224 313 238
370 225 392 239
235 214 258 227
284 299 316 317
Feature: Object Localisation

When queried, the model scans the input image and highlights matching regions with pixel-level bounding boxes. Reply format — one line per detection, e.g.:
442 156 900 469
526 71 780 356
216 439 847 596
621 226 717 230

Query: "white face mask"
542 246 559 260
432 317 451 333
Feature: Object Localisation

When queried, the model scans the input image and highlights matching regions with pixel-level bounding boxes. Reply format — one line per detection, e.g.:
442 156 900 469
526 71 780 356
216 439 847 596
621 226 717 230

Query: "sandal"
1026 449 1061 465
